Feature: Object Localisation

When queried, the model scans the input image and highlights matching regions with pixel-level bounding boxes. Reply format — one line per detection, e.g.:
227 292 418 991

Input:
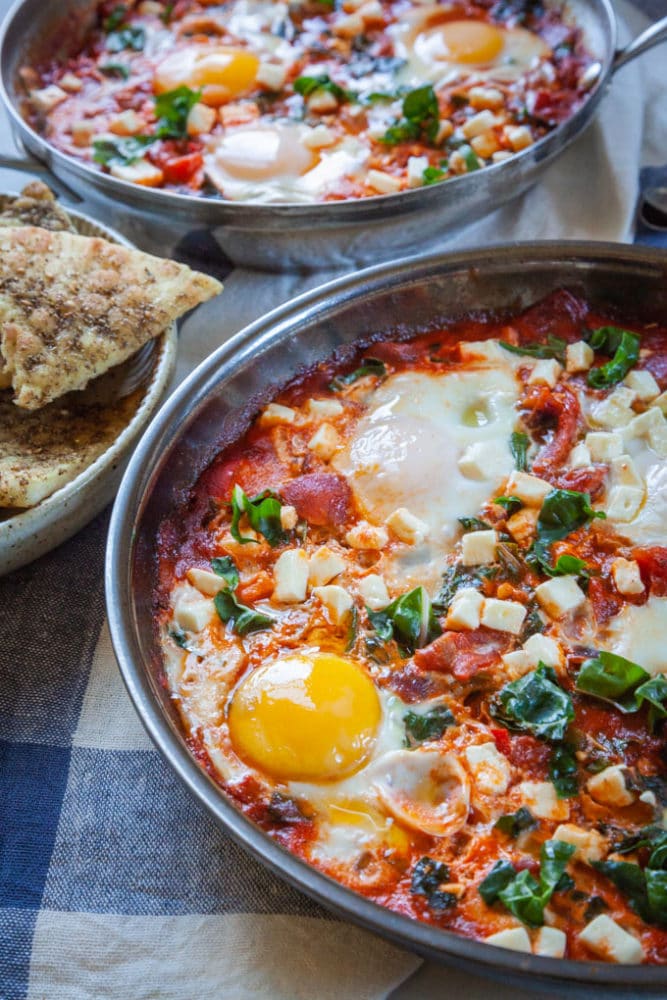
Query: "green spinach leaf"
92 135 155 166
576 652 667 728
549 742 578 798
330 357 386 390
411 856 457 910
495 495 523 516
481 840 576 927
586 326 640 389
494 807 538 838
499 334 567 363
404 704 455 746
368 586 441 655
381 85 439 145
214 589 274 636
529 488 605 573
230 484 288 547
491 663 574 742
458 516 492 532
211 555 240 591
294 74 351 102
154 85 202 139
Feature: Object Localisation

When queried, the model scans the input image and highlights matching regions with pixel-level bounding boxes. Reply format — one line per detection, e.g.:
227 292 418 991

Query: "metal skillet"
107 241 667 995
1 0 666 271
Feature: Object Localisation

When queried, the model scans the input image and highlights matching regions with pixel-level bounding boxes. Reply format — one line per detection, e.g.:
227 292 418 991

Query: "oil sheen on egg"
204 126 368 202
393 10 551 86
332 363 520 589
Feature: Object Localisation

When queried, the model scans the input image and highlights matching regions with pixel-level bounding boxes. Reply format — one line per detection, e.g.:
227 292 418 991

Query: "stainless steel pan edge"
107 242 667 993
2 0 664 271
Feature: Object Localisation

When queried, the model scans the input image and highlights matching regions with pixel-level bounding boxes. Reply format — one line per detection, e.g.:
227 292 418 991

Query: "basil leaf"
154 85 202 139
99 62 130 79
404 704 455 746
211 555 240 591
494 807 537 838
92 135 155 166
549 742 578 798
103 4 127 31
381 85 439 145
230 484 288 547
106 25 145 52
576 651 650 707
423 165 446 185
214 589 274 636
510 431 529 471
294 74 350 102
491 663 574 742
368 586 441 655
458 516 492 532
587 326 640 389
479 860 517 904
543 554 591 579
459 144 481 172
540 839 576 896
498 868 544 927
330 357 386 390
490 840 576 928
529 488 605 573
499 334 567 363
495 495 522 516
411 856 457 910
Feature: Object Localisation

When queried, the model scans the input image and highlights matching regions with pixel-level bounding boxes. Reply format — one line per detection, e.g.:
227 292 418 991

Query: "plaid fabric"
1 0 666 995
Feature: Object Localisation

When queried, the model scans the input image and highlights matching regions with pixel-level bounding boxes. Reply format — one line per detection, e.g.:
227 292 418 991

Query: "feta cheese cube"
186 102 216 136
518 780 569 821
303 124 337 149
579 915 644 964
446 587 483 631
610 454 643 488
506 507 539 545
469 86 504 110
307 89 339 113
461 529 497 566
611 557 644 596
109 159 164 186
260 402 296 426
625 405 664 440
59 72 83 93
406 155 429 188
528 359 563 388
649 420 667 458
501 649 534 678
306 397 343 418
280 505 298 531
174 597 215 633
504 125 533 151
333 11 365 35
522 633 562 668
110 110 144 138
470 130 500 159
585 431 623 462
367 169 402 194
308 546 346 587
465 742 511 795
357 573 390 611
566 340 594 373
590 387 636 428
605 485 644 522
534 926 566 958
553 823 607 863
569 441 592 468
308 423 341 461
485 927 531 952
462 109 496 138
273 549 309 603
187 567 227 596
653 390 667 415
345 521 388 550
30 84 68 112
458 441 502 480
386 507 429 545
535 577 586 618
256 61 288 91
481 598 527 635
312 584 353 624
505 471 552 507
624 369 660 401
586 765 634 808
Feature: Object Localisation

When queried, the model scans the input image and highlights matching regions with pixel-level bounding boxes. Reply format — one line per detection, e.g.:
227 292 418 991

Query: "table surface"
0 2 666 999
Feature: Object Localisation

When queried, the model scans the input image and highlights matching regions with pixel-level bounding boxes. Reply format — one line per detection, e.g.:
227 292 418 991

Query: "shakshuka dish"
155 289 667 964
22 0 595 201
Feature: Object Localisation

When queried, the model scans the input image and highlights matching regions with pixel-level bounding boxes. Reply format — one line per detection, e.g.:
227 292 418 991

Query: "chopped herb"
92 135 155 166
294 74 351 102
330 357 386 390
479 840 576 927
422 165 447 185
168 625 188 649
550 742 578 798
459 143 481 171
458 516 492 532
214 589 274 636
211 555 240 591
495 495 523 516
491 662 574 742
160 1 174 23
154 85 202 139
576 651 667 729
543 553 591 579
99 61 130 79
411 857 458 910
404 704 455 746
529 488 605 574
494 807 538 838
381 85 440 145
499 334 567 363
106 24 146 52
103 4 127 31
230 484 288 547
586 326 640 389
510 431 530 471
367 585 441 655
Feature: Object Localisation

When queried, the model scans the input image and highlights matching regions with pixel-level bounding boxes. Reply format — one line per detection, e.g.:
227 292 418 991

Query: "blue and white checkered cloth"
1 0 666 994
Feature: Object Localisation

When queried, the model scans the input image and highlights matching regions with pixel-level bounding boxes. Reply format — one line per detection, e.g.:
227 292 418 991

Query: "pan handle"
613 15 667 73
0 128 82 202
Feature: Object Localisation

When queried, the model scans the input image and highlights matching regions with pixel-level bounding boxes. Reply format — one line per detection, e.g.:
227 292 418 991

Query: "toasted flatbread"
0 227 221 410
0 180 76 233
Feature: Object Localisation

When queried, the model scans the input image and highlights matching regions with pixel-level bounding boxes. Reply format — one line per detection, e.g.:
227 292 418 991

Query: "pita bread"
0 226 221 410
0 180 76 233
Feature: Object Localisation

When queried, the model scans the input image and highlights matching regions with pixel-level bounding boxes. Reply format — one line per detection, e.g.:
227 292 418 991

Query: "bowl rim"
106 241 667 989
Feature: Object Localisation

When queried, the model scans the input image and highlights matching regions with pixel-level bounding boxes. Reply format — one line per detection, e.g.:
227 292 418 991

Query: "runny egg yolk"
228 652 380 781
154 46 260 106
419 19 504 65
